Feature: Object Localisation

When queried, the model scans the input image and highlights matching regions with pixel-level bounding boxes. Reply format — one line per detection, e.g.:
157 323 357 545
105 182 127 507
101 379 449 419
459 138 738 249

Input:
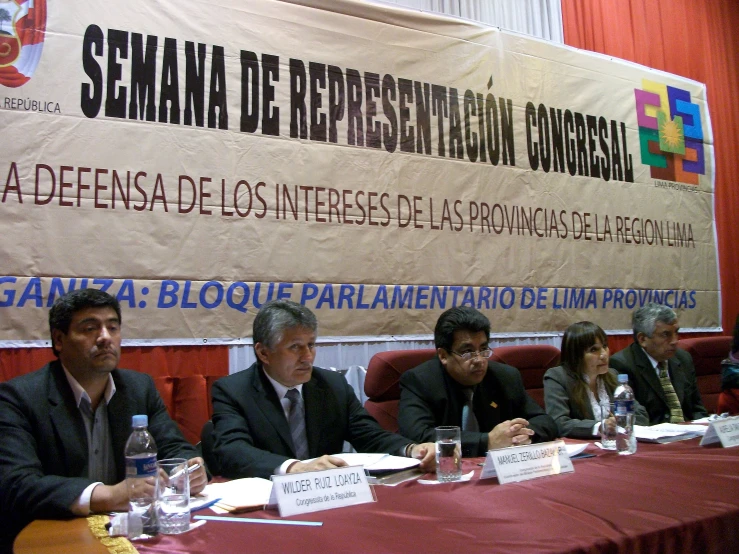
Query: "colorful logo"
0 0 46 87
634 79 705 185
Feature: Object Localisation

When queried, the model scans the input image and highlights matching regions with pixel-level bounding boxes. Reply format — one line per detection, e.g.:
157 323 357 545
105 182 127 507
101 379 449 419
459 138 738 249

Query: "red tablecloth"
136 440 739 554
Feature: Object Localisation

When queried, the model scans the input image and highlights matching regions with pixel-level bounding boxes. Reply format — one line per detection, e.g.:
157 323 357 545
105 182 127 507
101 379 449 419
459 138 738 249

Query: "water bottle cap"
617 373 628 383
132 414 148 427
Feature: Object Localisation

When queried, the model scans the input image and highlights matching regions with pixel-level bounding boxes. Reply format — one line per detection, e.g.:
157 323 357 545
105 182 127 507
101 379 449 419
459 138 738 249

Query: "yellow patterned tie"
658 363 684 423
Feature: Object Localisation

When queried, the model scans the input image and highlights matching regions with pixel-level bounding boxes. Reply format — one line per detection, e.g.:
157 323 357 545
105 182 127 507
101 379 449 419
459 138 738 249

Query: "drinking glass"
435 426 462 482
156 458 190 534
600 402 617 450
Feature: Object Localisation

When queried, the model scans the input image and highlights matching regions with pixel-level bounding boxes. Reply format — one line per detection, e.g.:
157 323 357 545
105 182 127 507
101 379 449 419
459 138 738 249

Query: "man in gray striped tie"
211 300 436 479
611 303 708 425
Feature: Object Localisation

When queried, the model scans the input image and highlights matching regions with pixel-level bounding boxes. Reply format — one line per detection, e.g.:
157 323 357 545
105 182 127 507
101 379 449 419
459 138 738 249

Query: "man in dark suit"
211 300 435 479
0 289 207 553
398 307 557 457
610 303 707 425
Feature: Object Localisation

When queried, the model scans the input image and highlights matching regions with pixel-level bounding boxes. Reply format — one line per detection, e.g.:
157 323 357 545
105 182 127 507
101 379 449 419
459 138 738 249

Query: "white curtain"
374 0 564 42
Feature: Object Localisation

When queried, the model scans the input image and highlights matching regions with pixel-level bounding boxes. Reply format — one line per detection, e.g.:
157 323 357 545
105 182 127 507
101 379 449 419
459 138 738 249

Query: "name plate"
269 466 375 517
480 440 574 484
700 416 739 448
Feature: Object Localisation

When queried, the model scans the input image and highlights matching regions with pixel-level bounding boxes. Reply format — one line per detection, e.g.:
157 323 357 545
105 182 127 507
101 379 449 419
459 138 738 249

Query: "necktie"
658 363 685 423
285 388 309 460
462 388 479 432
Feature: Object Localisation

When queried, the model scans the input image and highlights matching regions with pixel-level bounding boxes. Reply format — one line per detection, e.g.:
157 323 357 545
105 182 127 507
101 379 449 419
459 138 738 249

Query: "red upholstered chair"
364 349 437 432
677 336 732 414
489 345 561 408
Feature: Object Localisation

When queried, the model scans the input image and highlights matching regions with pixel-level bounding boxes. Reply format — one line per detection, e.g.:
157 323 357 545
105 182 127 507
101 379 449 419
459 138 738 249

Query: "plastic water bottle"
125 414 158 537
613 374 637 455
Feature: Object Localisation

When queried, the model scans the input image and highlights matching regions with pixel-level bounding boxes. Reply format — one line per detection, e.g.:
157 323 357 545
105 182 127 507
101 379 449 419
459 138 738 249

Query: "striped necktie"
658 363 685 423
462 388 479 432
285 388 310 460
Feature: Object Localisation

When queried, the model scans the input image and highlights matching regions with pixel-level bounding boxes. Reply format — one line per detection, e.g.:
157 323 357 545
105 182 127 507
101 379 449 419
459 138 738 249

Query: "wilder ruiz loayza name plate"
269 465 375 517
480 440 574 484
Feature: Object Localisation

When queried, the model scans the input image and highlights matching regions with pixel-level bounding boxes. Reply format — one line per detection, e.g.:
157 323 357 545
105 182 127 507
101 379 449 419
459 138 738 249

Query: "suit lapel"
254 368 295 456
632 344 668 406
440 365 466 427
475 368 502 430
302 377 325 458
108 371 134 481
47 362 89 477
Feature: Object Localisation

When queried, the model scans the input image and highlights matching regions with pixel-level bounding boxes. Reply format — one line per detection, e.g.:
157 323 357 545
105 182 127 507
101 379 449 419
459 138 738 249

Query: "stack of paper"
634 423 706 443
192 477 273 513
327 452 420 474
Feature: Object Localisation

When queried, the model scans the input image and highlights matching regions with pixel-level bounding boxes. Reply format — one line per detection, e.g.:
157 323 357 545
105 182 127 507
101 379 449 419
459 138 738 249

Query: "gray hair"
253 300 317 352
632 303 677 341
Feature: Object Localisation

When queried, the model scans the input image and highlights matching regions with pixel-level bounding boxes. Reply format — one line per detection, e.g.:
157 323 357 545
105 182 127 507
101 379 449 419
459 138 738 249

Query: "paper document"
650 423 708 435
333 453 421 474
194 477 273 513
634 425 704 443
565 443 589 457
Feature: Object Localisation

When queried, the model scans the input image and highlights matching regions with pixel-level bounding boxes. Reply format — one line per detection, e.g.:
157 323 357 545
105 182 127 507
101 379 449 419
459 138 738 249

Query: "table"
13 518 109 554
15 439 739 554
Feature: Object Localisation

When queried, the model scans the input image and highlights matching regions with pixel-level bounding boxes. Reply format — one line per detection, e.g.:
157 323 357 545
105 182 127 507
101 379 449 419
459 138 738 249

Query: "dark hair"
560 321 617 416
49 289 122 356
732 313 739 355
253 300 317 355
434 307 490 352
632 303 677 341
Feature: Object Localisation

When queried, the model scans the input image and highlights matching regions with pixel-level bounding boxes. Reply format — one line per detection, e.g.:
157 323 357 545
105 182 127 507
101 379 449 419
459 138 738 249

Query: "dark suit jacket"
543 366 649 439
0 361 197 552
610 343 708 424
398 357 558 457
211 363 409 479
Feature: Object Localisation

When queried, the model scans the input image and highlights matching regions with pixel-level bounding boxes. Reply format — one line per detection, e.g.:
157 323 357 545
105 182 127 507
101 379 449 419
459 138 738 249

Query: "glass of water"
156 458 190 534
600 402 617 450
435 426 462 482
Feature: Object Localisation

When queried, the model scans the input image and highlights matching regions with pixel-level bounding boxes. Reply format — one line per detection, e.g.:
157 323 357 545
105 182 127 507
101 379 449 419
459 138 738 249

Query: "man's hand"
409 443 436 472
487 418 534 450
89 480 140 513
187 456 208 495
287 455 348 474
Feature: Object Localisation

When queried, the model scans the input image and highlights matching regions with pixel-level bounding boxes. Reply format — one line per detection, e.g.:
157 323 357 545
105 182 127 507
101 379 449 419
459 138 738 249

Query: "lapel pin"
490 401 498 408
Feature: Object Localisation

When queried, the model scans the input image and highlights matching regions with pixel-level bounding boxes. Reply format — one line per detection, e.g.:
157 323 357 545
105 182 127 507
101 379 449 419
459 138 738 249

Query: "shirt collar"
262 369 303 400
639 346 662 371
62 365 116 408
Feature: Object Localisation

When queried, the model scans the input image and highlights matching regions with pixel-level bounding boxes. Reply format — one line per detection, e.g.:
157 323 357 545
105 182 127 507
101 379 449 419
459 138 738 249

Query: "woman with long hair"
544 321 648 438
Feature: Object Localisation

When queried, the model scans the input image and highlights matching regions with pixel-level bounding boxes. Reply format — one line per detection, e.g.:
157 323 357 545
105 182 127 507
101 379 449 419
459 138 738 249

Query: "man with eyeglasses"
211 300 436 479
398 307 557 457
610 303 707 425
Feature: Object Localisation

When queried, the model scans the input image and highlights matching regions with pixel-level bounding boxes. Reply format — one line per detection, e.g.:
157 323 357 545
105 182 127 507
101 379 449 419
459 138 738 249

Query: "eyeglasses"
450 348 492 361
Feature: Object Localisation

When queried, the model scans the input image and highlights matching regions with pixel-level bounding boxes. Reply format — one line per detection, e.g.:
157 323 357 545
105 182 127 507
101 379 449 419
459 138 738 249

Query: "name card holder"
269 465 375 517
700 416 739 448
480 440 574 484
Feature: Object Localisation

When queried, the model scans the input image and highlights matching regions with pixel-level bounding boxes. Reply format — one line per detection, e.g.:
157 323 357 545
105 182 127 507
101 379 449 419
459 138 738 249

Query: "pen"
171 462 201 480
191 497 222 513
